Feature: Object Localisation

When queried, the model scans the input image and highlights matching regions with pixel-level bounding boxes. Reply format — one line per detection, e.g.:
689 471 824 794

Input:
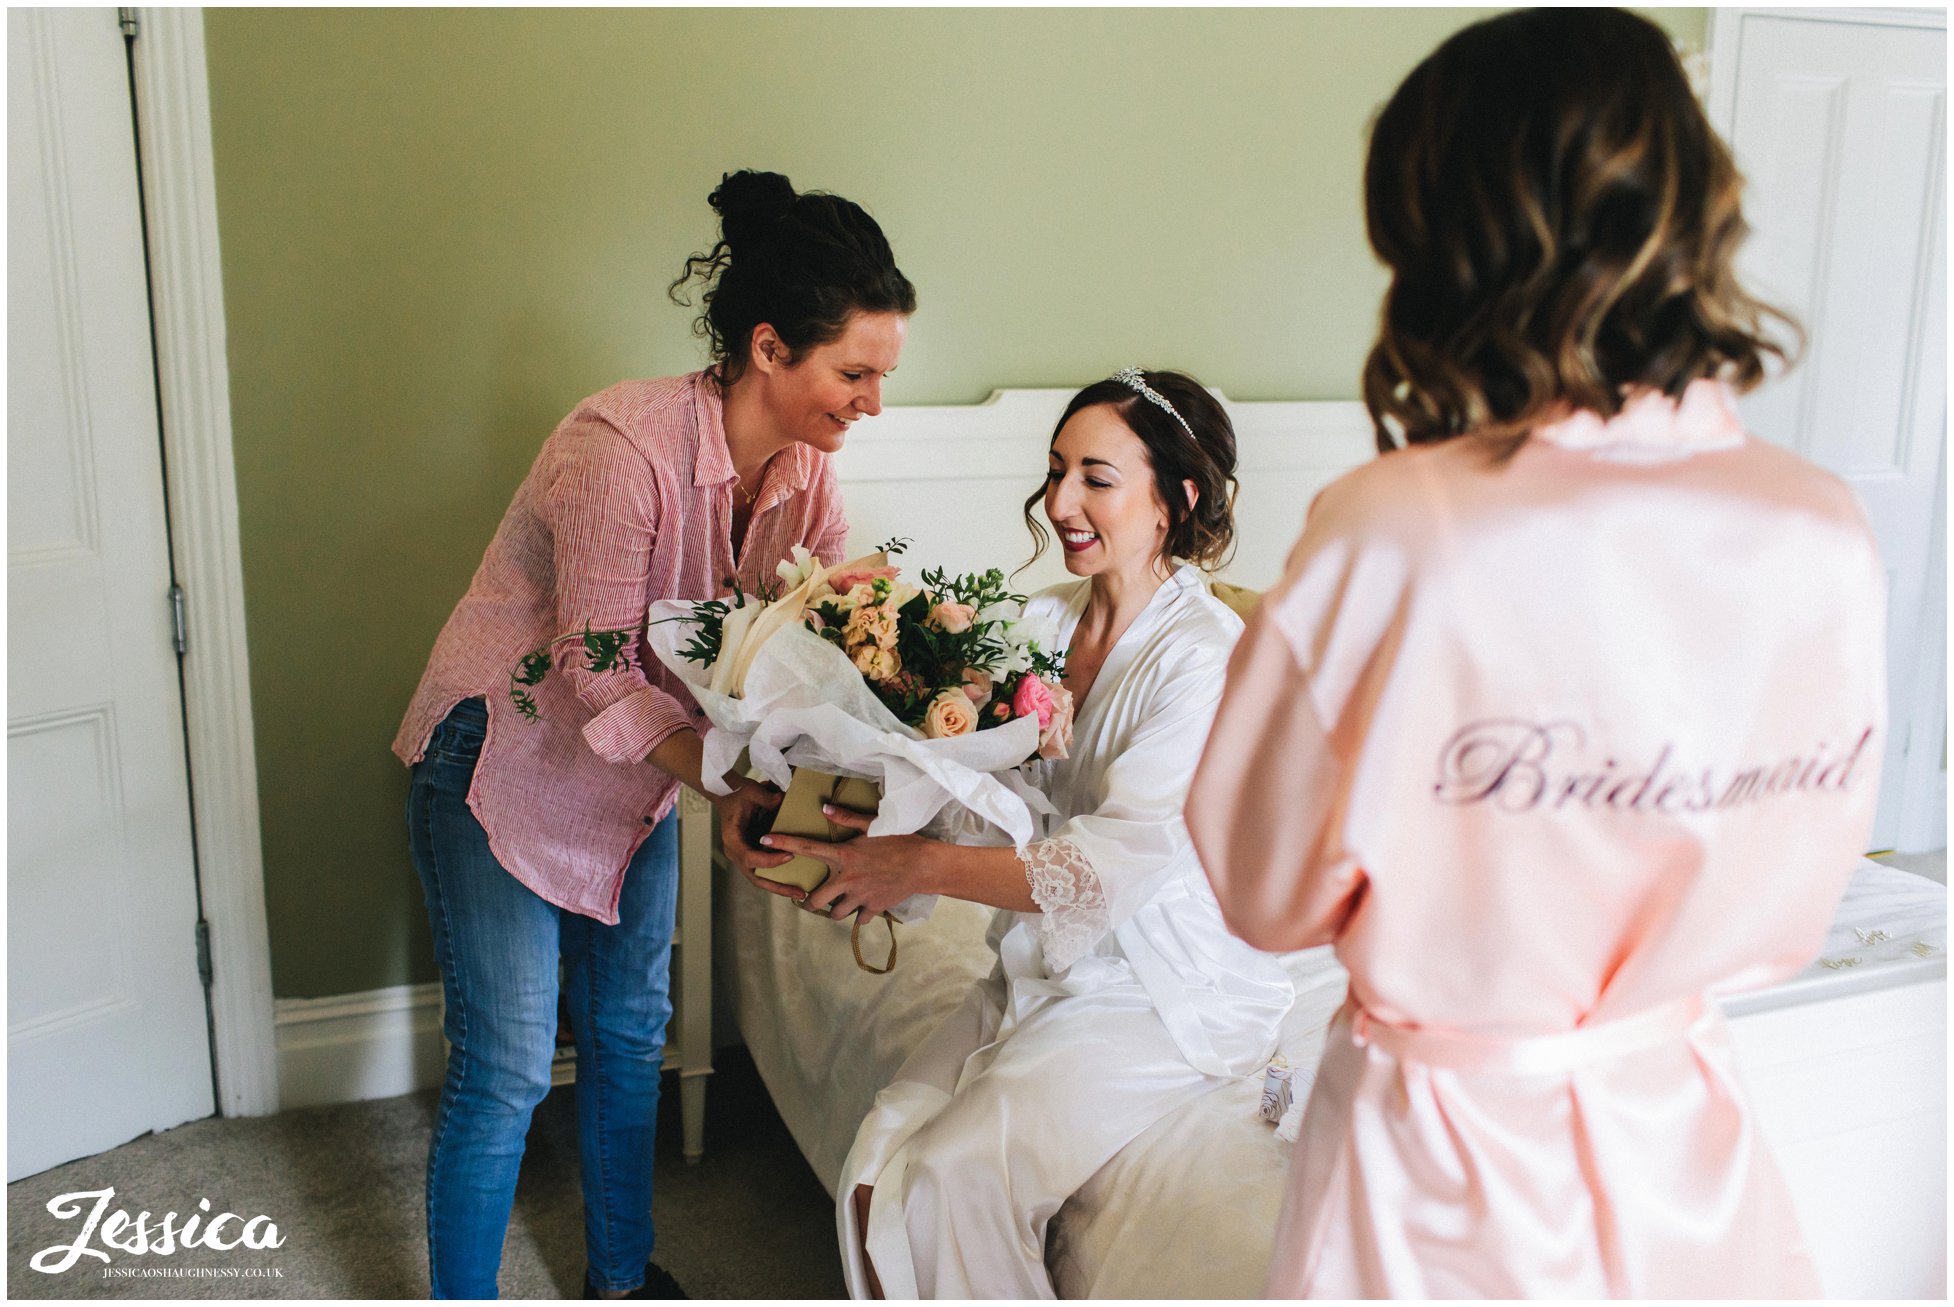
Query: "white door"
1712 9 1948 852
8 7 215 1180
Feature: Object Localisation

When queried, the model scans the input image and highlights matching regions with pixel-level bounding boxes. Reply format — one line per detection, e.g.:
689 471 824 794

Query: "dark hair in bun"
1022 369 1239 573
669 170 917 386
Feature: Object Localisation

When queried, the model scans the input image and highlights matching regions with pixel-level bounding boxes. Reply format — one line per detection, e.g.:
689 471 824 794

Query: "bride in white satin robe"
839 563 1294 1298
758 371 1294 1299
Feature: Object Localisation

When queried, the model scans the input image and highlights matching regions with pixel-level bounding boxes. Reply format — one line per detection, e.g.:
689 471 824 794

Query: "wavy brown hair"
1361 7 1799 452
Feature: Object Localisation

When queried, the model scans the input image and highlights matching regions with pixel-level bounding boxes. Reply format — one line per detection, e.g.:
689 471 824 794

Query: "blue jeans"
406 697 678 1299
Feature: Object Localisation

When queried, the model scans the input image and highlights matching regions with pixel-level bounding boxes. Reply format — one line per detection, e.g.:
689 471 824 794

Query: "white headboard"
833 389 1376 594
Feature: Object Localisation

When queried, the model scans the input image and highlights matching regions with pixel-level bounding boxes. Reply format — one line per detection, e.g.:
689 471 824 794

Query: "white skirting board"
279 808 715 1157
273 980 707 1119
271 985 669 1109
274 984 446 1111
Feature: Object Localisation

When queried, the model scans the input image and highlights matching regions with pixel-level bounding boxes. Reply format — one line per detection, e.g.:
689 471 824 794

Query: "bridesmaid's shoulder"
1307 427 1880 570
1303 441 1452 544
1719 433 1879 535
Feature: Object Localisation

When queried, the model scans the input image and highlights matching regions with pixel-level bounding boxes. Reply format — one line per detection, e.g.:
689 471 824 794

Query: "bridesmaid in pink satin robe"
1186 10 1887 1299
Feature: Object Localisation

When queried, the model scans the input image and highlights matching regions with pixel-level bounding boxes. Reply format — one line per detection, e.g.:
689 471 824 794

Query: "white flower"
977 599 1023 630
995 609 1057 677
708 599 766 696
775 545 818 590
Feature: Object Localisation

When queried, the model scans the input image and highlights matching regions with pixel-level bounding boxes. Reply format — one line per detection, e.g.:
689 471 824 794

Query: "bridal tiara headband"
1111 367 1194 438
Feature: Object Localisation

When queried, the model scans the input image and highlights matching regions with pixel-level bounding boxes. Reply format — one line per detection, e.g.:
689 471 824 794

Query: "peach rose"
961 667 994 709
928 601 977 634
923 689 977 739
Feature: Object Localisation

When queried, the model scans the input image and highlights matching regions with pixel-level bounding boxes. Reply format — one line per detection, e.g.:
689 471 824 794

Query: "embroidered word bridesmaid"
392 170 912 1299
1187 9 1886 1298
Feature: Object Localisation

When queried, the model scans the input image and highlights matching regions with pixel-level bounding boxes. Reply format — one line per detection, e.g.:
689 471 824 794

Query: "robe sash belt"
1116 923 1232 1078
1346 995 1708 1077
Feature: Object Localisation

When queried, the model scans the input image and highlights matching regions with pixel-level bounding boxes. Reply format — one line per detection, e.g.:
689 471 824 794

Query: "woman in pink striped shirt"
392 170 913 1300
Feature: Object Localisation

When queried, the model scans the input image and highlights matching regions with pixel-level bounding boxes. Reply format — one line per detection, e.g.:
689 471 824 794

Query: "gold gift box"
757 768 882 893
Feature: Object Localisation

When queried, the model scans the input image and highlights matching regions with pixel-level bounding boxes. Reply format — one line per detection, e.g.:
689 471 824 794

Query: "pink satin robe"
1186 382 1886 1298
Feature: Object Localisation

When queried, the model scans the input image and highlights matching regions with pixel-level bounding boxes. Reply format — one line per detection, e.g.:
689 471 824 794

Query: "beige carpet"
8 1049 846 1300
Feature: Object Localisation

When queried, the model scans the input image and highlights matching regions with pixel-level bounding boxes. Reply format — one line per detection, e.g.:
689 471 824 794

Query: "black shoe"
583 1261 688 1300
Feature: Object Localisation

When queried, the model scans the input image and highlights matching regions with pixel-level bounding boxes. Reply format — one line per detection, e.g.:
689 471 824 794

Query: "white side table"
549 787 715 1162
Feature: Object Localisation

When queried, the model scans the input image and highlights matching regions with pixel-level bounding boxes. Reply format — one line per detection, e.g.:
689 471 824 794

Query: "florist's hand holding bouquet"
505 610 790 883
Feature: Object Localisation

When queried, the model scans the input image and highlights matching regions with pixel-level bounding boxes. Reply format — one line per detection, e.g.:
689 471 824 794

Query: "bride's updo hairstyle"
1362 7 1797 453
670 169 916 387
1023 368 1239 572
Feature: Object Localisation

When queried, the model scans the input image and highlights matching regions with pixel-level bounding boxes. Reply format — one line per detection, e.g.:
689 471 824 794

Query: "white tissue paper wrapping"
645 602 1057 923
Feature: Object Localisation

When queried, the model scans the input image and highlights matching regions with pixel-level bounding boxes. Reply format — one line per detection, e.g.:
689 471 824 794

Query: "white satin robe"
1187 381 1887 1298
838 565 1295 1299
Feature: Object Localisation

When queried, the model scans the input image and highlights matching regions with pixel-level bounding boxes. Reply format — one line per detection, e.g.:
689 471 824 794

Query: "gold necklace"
735 477 758 507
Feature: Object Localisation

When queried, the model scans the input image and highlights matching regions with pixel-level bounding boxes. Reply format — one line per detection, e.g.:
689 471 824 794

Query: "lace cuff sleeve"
1016 837 1112 973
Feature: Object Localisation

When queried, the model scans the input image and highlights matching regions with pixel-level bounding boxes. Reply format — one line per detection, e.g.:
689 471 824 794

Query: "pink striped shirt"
393 372 849 922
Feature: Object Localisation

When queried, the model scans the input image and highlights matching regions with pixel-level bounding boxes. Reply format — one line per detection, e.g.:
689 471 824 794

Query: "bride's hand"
713 779 796 891
762 804 936 920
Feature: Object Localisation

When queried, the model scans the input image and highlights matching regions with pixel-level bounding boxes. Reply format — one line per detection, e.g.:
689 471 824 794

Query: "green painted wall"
203 7 1708 998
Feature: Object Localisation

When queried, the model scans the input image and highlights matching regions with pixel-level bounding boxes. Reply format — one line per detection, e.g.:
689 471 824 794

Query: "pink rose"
1036 681 1075 760
928 601 977 634
922 689 977 739
961 667 994 709
1011 673 1056 729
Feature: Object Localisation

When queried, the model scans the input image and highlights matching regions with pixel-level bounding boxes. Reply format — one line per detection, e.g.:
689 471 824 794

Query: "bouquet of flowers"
686 539 1074 752
643 540 1071 889
645 542 1073 969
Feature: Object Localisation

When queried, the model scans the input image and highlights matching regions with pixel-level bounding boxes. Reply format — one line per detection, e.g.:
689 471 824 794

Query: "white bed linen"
717 858 1944 1298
